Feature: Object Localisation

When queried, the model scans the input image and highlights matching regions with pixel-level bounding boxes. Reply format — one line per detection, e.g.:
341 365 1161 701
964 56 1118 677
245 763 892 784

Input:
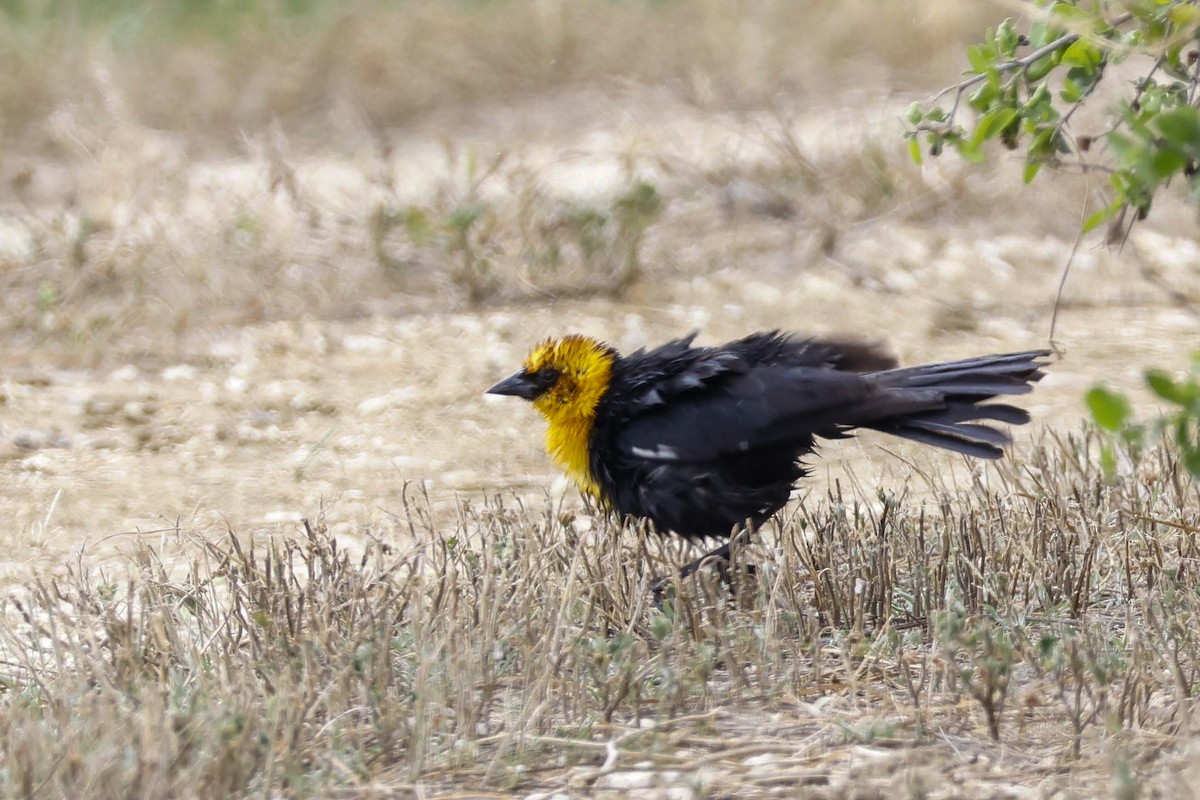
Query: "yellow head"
486 334 617 496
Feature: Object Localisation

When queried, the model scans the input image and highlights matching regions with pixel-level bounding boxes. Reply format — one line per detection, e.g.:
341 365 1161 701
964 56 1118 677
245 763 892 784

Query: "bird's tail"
864 350 1052 459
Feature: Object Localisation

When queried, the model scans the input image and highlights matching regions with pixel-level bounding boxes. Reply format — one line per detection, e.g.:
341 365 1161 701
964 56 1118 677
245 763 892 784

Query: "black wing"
590 335 1048 541
616 365 903 462
612 331 896 418
614 348 1050 464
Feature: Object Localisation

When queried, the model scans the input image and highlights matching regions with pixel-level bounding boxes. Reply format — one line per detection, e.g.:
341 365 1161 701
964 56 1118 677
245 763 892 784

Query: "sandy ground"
5 95 1200 573
3 89 1198 584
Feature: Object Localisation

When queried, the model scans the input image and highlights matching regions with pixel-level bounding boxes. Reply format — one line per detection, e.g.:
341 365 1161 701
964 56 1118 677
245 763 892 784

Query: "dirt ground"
4 87 1198 580
3 16 1200 794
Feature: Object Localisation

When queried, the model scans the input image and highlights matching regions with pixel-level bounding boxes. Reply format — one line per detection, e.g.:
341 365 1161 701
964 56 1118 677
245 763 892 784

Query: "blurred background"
2 0 1197 567
1 0 1031 360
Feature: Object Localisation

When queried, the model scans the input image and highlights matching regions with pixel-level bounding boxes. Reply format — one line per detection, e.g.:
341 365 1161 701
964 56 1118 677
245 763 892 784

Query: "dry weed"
0 431 1197 797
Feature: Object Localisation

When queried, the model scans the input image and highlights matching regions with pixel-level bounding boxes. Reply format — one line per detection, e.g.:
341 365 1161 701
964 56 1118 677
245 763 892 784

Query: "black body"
587 332 1049 542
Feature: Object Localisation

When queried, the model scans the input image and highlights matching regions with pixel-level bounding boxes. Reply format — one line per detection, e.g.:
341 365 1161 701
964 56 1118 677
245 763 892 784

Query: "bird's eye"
534 368 561 391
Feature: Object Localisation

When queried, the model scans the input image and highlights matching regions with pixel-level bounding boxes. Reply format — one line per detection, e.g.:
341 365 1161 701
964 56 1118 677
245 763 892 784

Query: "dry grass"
1 430 1198 798
1 0 1030 370
7 0 1199 373
1 1 1000 143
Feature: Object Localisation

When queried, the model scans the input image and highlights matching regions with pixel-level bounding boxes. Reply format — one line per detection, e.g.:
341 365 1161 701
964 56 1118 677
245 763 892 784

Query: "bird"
487 330 1050 583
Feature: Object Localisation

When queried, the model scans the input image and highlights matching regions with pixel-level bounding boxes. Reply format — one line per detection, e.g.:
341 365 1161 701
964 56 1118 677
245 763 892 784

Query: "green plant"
608 181 664 291
906 0 1200 237
937 612 1018 741
366 133 664 304
1028 628 1128 758
1086 352 1200 477
911 1 1200 482
517 180 663 296
36 280 57 312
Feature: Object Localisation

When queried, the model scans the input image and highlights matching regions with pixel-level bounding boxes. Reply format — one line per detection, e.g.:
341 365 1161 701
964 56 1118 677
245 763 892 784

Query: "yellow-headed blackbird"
488 331 1049 573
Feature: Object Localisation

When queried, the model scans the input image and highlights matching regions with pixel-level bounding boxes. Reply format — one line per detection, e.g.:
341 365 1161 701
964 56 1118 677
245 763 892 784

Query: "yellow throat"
524 335 616 497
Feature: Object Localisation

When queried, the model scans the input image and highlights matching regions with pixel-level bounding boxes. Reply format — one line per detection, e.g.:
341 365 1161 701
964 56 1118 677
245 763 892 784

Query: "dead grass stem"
1 430 1198 797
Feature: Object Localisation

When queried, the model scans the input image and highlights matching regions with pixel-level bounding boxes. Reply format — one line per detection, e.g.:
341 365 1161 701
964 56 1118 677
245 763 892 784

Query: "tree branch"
926 12 1135 122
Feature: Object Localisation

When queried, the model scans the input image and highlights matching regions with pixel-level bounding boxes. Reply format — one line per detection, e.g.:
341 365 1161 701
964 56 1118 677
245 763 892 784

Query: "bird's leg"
677 540 731 581
650 524 758 600
715 524 758 596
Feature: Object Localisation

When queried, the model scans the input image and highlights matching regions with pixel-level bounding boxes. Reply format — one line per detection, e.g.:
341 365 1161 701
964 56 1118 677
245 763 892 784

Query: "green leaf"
1061 77 1082 103
1022 83 1052 114
1146 370 1198 407
1082 201 1120 232
1125 104 1156 139
1065 65 1102 97
1023 160 1043 184
37 282 57 312
1099 442 1117 477
969 82 999 112
1086 386 1131 432
971 107 1019 148
954 138 986 163
996 19 1020 58
1169 4 1200 26
1061 39 1102 70
1026 53 1059 82
1051 4 1097 30
908 136 924 165
1156 106 1200 152
906 102 924 125
1106 131 1139 165
1149 147 1187 181
1145 370 1180 402
967 43 995 73
1175 418 1193 452
1164 47 1192 80
1027 22 1055 49
1184 447 1200 479
1027 127 1060 162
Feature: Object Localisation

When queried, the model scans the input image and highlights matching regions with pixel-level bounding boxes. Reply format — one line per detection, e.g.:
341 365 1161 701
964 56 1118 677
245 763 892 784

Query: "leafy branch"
1087 353 1200 478
910 1 1200 479
906 1 1200 237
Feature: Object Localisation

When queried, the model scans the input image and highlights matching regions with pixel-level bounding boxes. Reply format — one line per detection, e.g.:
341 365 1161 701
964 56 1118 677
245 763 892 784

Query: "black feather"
583 332 1050 542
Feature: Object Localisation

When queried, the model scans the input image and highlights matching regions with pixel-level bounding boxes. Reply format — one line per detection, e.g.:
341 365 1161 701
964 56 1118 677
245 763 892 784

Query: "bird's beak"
486 371 541 400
